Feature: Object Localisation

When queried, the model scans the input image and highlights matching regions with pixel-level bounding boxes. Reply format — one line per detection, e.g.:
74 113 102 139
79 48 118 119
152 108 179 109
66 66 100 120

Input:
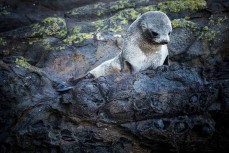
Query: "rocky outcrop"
0 0 229 152
1 63 228 152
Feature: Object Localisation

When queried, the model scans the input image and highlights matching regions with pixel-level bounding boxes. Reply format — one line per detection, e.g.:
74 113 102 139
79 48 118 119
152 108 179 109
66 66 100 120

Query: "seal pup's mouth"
146 38 169 45
151 40 168 45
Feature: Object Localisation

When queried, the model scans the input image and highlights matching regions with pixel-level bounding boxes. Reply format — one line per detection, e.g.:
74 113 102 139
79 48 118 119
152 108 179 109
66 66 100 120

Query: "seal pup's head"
139 11 172 45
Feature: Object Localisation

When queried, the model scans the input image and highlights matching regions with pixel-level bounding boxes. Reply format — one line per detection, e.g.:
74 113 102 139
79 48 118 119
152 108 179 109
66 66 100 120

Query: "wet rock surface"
0 0 229 152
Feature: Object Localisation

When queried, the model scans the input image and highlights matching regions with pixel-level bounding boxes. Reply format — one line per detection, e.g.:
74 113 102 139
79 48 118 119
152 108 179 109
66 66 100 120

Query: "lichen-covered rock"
0 17 67 39
33 17 67 38
63 0 208 45
65 0 148 20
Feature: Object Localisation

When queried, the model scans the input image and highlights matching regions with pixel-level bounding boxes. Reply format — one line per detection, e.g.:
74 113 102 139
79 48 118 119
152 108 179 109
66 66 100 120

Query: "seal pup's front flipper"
55 73 95 92
55 81 73 92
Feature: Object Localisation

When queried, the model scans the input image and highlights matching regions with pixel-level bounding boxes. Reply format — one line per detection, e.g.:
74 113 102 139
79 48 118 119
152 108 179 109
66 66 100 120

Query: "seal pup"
56 11 172 91
89 11 172 78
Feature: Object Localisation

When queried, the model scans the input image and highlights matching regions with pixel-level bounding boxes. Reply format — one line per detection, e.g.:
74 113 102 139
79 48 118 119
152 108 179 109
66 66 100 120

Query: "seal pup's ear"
140 21 147 31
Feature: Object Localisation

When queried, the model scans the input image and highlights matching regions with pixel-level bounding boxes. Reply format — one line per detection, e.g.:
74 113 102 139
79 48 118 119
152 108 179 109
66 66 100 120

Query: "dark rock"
1 62 228 152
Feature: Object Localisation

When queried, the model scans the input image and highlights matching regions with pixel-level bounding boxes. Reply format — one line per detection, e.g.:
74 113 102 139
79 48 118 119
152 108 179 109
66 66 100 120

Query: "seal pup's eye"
168 32 171 35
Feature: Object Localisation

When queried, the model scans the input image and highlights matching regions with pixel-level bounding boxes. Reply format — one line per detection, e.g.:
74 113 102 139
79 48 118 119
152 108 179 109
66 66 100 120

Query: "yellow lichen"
32 17 67 38
202 26 209 31
62 0 207 45
110 0 130 10
63 33 94 45
93 2 106 16
158 0 206 13
27 38 40 45
171 19 197 29
0 6 10 15
92 19 107 32
67 0 150 18
0 37 7 46
198 30 217 41
122 9 140 21
42 41 52 50
92 8 140 33
15 58 42 75
55 46 66 51
109 26 123 32
137 0 206 13
72 26 82 33
83 34 94 39
136 5 157 13
209 16 228 25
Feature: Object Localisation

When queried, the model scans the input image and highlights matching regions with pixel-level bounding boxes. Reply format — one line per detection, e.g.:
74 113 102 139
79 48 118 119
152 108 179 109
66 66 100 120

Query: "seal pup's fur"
89 11 172 78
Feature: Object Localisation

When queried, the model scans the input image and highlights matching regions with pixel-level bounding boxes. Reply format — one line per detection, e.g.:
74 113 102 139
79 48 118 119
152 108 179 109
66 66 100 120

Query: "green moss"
202 26 209 31
92 0 140 32
55 46 66 51
139 0 150 2
63 23 94 44
72 26 82 33
27 38 40 45
15 58 31 69
110 4 123 10
45 44 66 51
109 26 123 32
120 19 128 25
0 6 10 15
15 57 42 75
124 9 141 21
94 3 105 9
92 8 140 33
63 0 206 45
199 30 217 41
63 32 94 45
92 19 106 32
96 10 104 16
67 0 149 18
91 0 133 17
217 17 228 24
63 7 138 44
136 5 157 13
171 18 217 42
209 16 228 25
0 10 10 15
0 37 7 46
171 19 197 29
32 17 67 38
93 3 107 16
198 16 224 42
158 0 206 13
42 41 52 50
27 38 65 52
110 0 130 10
66 2 108 17
137 0 206 13
184 16 190 20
